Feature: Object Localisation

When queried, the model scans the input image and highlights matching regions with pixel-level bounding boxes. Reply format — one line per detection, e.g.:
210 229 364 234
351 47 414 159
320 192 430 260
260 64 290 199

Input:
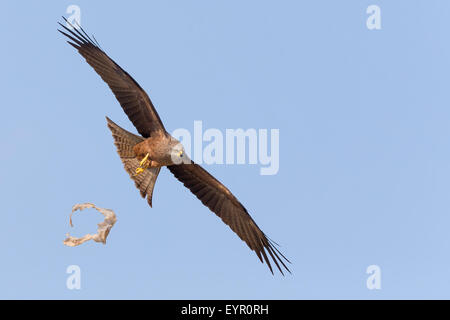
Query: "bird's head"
169 139 189 165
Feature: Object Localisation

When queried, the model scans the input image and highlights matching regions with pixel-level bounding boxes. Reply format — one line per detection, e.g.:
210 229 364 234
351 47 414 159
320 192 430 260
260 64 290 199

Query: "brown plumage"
58 18 290 275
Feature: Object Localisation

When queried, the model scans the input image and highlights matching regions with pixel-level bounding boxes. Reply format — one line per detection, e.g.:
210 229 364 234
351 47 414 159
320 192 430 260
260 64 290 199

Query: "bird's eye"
179 151 183 157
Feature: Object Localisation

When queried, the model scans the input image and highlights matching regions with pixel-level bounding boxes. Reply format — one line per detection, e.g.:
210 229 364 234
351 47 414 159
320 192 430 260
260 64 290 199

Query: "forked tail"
106 117 161 207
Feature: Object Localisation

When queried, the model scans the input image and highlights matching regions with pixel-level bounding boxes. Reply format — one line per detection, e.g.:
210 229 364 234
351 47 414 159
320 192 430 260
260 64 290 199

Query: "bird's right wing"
167 162 290 275
58 18 165 138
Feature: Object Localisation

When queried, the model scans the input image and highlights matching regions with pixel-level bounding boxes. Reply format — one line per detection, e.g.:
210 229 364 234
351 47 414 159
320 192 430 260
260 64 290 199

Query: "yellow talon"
134 153 150 176
140 153 150 166
134 167 145 176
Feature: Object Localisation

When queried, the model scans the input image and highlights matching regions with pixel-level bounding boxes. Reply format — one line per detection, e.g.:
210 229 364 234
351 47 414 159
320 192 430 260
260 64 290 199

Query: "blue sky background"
1 1 450 299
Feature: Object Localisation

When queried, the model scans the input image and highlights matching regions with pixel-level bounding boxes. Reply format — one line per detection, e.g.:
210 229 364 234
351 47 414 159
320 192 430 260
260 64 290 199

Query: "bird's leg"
139 153 150 167
149 160 162 167
134 153 150 176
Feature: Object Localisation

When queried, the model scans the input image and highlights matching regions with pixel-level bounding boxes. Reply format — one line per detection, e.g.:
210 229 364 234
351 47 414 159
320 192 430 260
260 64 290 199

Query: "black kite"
58 18 290 275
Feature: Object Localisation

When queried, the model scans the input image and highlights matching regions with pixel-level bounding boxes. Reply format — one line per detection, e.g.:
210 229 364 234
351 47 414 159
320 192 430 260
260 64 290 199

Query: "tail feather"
106 117 161 207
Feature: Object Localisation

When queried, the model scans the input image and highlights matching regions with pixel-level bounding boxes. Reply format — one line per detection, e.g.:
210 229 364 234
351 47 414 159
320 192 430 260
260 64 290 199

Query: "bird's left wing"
58 18 165 138
167 162 290 275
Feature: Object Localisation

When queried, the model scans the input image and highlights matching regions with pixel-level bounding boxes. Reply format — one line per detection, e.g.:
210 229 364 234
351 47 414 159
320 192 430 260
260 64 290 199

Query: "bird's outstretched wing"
58 18 165 138
167 162 290 275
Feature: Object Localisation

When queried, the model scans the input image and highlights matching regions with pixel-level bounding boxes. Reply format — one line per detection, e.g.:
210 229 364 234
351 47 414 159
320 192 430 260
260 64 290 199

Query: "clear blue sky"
1 1 450 299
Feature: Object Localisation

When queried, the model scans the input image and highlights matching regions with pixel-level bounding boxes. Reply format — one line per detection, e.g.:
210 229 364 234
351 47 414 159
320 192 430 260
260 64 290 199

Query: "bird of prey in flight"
58 18 290 275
